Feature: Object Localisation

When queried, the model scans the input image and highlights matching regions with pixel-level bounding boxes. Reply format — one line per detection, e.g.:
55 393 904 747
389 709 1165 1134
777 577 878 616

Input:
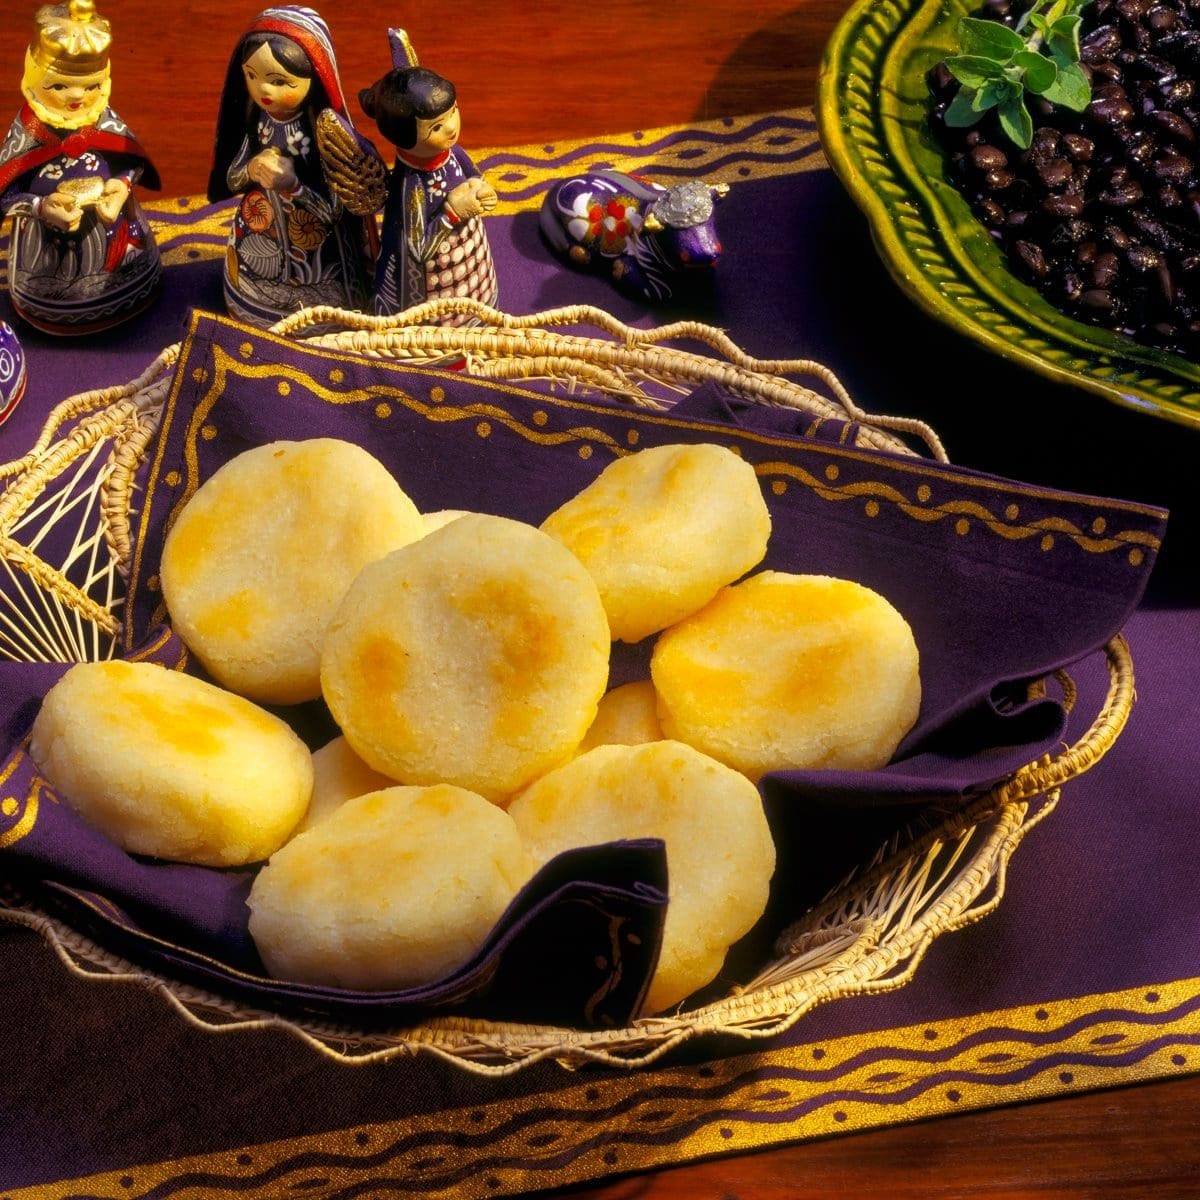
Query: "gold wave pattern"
135 108 825 266
15 976 1199 1200
758 461 1161 558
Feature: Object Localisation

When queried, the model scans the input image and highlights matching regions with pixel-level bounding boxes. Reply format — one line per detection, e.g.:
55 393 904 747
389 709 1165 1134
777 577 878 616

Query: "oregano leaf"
945 54 1010 88
945 87 985 127
1014 49 1059 93
1041 60 1092 110
998 94 1034 148
959 17 1026 60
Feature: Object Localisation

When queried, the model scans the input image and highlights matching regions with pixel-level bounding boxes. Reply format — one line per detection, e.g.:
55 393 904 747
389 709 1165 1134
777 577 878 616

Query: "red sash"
0 105 155 195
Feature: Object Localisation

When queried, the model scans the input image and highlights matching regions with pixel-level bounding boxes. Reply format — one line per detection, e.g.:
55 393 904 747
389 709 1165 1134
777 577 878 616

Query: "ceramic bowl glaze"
819 0 1200 430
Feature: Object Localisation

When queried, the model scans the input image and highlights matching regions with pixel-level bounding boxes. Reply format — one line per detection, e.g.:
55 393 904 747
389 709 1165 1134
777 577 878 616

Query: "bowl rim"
818 0 1200 431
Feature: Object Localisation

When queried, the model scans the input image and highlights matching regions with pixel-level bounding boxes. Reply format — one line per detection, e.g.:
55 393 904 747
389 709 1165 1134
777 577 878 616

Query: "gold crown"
29 1 112 76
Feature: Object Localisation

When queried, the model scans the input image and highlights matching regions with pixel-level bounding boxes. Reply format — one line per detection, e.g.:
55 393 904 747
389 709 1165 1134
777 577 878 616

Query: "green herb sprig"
942 0 1094 149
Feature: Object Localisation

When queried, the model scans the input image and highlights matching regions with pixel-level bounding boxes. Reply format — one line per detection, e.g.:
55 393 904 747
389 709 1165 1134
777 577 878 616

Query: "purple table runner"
1 113 1198 1197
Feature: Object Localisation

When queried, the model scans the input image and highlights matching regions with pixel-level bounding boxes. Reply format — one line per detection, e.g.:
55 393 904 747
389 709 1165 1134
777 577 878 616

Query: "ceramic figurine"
540 170 728 303
358 29 498 321
0 0 161 336
207 6 384 328
0 320 28 426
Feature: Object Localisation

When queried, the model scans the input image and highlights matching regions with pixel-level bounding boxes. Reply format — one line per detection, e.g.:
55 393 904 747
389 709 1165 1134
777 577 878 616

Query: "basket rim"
0 636 1134 1075
0 304 1136 1074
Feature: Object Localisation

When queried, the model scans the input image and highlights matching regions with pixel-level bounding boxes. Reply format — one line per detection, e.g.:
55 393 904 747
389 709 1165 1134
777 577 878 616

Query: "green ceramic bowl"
819 0 1200 429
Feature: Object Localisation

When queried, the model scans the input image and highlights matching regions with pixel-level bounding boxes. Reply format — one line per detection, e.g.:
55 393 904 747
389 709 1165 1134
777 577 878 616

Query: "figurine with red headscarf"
208 6 384 329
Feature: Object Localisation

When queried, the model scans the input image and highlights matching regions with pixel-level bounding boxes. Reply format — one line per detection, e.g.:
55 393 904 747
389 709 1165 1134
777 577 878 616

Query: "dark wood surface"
3 1 1197 1194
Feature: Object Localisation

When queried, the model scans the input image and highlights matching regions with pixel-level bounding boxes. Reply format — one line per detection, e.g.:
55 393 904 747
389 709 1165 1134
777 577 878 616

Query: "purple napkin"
0 309 1167 1028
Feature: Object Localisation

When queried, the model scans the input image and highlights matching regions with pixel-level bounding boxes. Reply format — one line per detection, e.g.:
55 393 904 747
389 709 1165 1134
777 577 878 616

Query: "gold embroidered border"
138 108 827 262
11 975 1198 1200
124 314 1162 645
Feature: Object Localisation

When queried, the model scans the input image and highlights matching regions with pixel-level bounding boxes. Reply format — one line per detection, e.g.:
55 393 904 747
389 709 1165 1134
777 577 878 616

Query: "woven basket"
0 301 1134 1075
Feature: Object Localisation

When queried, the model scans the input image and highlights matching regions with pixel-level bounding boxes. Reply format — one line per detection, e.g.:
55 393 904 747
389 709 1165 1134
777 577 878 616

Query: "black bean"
1127 244 1163 270
1015 240 1049 277
1092 251 1122 286
1061 271 1085 302
1081 288 1118 315
1155 264 1177 306
1051 218 1094 245
1031 127 1060 158
971 145 1008 171
1077 241 1099 265
1150 110 1196 145
1044 193 1086 216
1062 134 1096 161
1160 78 1195 106
979 198 1007 227
1106 225 1133 249
1158 183 1184 206
1090 60 1124 84
965 130 984 148
985 169 1015 190
1153 153 1194 180
1006 209 1032 228
1037 158 1074 188
1083 26 1123 58
1148 6 1178 32
1090 85 1136 125
1180 255 1200 273
1118 0 1150 20
1128 52 1176 80
1101 180 1146 205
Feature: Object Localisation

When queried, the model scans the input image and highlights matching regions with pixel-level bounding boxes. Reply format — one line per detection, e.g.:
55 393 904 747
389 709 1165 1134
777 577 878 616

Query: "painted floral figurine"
207 6 383 328
0 0 161 336
359 30 498 320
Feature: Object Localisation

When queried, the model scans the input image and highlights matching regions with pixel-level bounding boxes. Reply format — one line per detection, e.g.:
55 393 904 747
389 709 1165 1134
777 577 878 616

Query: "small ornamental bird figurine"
0 0 162 335
358 29 499 323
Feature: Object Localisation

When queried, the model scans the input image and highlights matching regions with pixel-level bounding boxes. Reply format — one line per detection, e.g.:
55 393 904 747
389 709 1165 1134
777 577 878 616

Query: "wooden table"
2 1 1197 1194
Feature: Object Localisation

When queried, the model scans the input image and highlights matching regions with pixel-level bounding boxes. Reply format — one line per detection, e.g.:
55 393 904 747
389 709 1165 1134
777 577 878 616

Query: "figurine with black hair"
359 30 498 322
208 6 384 328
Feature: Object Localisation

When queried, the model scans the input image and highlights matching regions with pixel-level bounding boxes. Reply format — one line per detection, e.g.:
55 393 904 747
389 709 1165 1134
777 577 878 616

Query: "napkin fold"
0 310 1168 1029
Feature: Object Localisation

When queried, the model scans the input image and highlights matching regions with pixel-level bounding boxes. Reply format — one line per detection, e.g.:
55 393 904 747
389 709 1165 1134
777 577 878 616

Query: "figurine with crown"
0 0 161 335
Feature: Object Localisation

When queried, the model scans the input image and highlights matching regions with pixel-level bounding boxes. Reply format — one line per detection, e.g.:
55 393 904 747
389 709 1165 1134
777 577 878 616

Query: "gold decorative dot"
1092 517 1108 535
626 429 640 446
865 500 880 517
579 445 593 460
727 444 743 456
147 575 160 592
1041 534 1055 552
825 464 840 482
771 480 787 496
165 470 181 487
239 341 254 359
476 421 492 438
201 424 218 441
1005 504 1020 521
191 367 208 383
375 402 392 419
955 518 970 536
532 411 549 426
277 381 291 397
329 368 345 383
916 484 931 503
1129 548 1144 566
430 386 446 403
1 798 17 818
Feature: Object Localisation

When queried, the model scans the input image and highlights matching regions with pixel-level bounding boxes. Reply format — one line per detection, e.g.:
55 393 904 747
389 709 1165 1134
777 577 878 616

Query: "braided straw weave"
0 302 1132 1074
